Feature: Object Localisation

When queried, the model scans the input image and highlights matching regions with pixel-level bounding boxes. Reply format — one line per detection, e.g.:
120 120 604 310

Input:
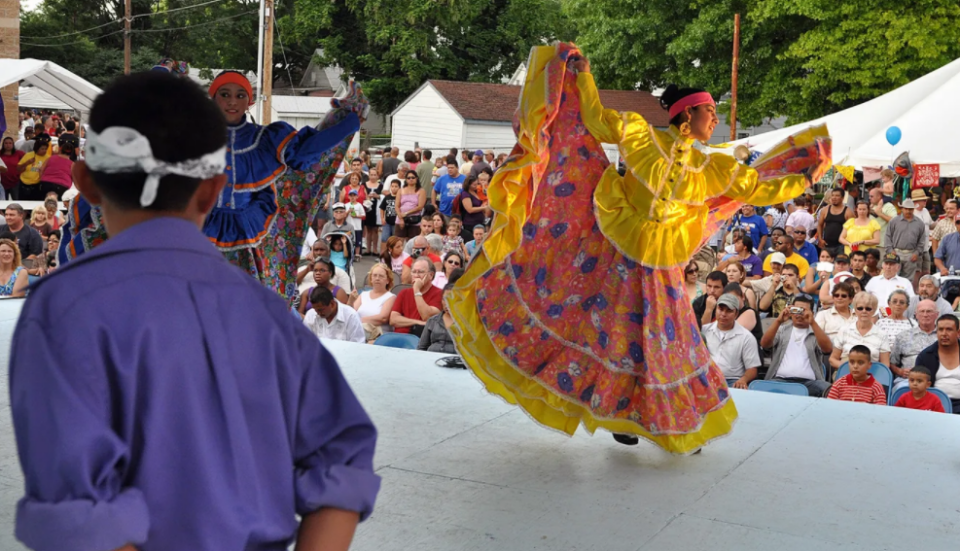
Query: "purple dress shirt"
10 217 380 551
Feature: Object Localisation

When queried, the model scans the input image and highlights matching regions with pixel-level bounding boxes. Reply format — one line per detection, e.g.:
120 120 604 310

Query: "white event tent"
0 58 101 118
728 56 960 177
18 85 73 111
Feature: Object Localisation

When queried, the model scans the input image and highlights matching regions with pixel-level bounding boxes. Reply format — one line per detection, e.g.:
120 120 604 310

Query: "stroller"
939 272 960 310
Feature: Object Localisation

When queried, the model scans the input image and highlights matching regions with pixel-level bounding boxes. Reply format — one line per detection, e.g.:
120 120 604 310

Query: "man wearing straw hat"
884 198 927 283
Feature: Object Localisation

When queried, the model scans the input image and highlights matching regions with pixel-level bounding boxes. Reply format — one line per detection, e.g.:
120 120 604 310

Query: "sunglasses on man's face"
833 293 849 299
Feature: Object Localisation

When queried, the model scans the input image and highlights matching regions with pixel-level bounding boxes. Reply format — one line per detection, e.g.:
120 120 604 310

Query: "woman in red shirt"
0 137 24 200
37 134 77 199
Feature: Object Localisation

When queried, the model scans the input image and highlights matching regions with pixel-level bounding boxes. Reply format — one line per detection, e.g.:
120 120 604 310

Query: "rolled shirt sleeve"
10 320 150 551
293 338 380 519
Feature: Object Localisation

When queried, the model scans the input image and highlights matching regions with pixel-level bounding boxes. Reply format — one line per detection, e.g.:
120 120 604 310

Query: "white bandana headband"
85 127 227 207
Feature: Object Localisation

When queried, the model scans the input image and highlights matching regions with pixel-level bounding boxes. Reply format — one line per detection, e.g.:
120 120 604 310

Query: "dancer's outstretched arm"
571 56 627 145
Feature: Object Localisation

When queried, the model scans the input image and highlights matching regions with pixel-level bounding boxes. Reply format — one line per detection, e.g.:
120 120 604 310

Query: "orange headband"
209 72 254 106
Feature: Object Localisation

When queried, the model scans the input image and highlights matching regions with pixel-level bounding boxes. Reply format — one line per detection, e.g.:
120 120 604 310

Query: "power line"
274 16 296 94
21 28 126 47
21 20 121 39
133 10 256 33
21 0 231 39
132 0 229 20
22 10 256 46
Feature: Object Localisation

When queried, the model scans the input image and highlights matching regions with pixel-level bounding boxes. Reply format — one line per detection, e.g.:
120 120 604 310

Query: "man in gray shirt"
884 198 926 281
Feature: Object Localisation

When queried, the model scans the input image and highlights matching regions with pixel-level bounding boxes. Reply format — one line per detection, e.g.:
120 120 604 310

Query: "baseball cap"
348 189 358 195
484 149 494 155
770 252 787 265
835 254 850 264
883 252 901 264
901 198 916 209
717 294 740 311
332 202 346 210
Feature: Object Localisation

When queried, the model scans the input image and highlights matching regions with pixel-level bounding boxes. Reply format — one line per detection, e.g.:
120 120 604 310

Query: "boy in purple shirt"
10 72 379 551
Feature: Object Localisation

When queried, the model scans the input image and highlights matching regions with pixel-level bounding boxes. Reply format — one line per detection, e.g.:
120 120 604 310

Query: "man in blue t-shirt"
433 155 466 215
729 204 769 251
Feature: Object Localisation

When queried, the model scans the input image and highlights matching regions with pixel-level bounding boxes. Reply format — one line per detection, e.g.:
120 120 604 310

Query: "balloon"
886 126 902 146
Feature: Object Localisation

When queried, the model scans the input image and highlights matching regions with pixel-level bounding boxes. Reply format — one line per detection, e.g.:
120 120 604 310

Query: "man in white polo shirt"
702 293 761 390
864 252 916 310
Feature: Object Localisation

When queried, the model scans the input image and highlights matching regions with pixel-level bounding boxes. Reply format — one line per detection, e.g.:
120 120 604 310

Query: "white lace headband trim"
85 127 227 207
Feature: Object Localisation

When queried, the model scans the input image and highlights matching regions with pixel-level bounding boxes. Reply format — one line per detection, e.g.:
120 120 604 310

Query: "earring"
679 122 692 136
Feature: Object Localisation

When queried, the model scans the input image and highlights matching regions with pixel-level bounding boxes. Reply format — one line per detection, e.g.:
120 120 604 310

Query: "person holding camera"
759 263 805 318
760 295 833 397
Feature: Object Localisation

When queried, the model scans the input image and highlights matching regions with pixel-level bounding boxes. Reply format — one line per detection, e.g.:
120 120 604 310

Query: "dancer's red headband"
209 72 255 106
668 92 715 119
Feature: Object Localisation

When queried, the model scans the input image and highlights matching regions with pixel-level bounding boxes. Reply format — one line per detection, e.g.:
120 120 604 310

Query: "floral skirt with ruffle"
446 44 741 454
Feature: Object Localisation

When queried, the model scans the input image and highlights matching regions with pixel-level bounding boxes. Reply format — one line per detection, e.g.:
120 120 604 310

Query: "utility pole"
124 0 131 75
261 0 274 124
730 13 740 142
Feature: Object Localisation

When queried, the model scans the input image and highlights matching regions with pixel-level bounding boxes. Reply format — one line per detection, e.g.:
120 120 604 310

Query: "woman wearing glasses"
433 251 464 289
814 280 855 344
875 289 916 350
684 261 705 302
829 291 891 375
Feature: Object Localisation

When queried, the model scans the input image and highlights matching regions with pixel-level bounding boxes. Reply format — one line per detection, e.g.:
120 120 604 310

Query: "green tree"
290 0 572 114
564 0 960 126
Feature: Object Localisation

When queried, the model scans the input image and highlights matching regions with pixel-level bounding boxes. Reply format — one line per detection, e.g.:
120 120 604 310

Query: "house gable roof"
421 79 670 127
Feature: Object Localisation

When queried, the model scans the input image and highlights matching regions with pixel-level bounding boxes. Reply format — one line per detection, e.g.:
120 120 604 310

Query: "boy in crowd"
893 366 945 413
827 345 887 405
347 188 365 258
9 72 379 551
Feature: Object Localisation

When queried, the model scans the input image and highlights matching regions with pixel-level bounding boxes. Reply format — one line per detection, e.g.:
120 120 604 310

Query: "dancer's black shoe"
612 433 640 446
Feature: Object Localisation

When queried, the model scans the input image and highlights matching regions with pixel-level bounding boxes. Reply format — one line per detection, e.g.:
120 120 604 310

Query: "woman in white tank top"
351 263 397 341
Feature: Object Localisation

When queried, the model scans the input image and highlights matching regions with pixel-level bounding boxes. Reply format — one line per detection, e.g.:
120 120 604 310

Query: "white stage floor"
0 299 958 550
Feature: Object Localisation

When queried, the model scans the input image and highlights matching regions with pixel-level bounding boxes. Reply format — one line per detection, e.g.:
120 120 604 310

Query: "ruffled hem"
448 285 739 455
204 185 279 250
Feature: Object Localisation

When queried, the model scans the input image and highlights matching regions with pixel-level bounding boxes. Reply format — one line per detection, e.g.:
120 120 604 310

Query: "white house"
389 79 670 162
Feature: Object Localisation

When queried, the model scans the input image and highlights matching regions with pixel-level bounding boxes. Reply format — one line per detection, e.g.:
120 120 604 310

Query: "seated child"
827 345 886 405
893 365 946 413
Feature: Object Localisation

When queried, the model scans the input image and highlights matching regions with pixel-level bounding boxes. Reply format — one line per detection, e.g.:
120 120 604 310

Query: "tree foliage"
22 0 570 115
565 0 960 126
289 0 572 114
20 0 285 89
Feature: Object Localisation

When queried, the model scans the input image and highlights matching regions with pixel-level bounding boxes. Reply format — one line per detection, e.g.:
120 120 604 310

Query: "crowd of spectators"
10 113 960 414
301 148 498 352
698 176 960 413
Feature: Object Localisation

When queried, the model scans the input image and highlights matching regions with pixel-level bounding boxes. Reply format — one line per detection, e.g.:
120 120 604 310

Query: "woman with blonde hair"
829 291 890 374
351 263 397 342
0 238 28 297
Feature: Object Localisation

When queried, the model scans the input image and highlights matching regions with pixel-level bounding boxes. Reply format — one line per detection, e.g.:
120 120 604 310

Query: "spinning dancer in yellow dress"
446 43 830 454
